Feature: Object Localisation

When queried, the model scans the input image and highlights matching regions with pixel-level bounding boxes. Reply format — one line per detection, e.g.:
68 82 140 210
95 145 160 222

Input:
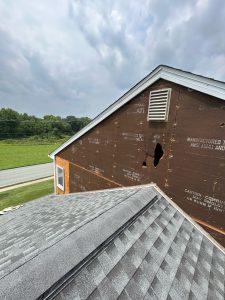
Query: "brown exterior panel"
56 78 225 246
69 162 120 193
199 223 225 248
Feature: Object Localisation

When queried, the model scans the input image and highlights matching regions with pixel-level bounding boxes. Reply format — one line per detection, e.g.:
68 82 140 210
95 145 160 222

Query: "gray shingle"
0 184 224 300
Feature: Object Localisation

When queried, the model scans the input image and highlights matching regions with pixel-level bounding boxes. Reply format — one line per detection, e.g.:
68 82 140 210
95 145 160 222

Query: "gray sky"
0 0 225 118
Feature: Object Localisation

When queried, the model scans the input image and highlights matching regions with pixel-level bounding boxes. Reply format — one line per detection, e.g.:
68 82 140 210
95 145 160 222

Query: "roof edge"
153 184 225 254
49 65 225 158
0 185 159 299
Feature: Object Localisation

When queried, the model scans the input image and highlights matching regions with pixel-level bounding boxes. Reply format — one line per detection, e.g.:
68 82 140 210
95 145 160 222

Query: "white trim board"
49 65 225 158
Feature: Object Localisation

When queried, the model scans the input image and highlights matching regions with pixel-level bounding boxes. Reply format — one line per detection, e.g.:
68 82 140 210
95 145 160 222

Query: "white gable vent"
147 88 171 121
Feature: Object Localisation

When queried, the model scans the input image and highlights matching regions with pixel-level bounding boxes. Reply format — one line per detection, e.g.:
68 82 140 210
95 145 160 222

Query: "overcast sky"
0 0 225 118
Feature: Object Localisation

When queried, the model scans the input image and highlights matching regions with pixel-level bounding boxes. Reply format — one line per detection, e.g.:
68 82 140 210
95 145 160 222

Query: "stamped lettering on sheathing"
136 103 145 113
152 134 161 144
185 189 225 213
71 145 77 154
127 103 145 114
122 132 144 142
89 164 104 175
88 138 100 144
79 185 86 191
123 169 142 182
187 137 225 151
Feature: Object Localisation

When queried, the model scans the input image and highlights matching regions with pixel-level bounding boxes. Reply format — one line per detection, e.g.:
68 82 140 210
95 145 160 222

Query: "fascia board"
49 66 225 158
161 67 225 100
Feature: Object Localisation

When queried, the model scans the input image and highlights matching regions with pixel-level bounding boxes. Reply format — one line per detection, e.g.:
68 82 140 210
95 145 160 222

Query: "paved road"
0 163 54 188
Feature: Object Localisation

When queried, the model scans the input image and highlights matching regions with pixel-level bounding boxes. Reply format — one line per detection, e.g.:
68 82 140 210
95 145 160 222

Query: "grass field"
0 179 54 211
0 139 65 169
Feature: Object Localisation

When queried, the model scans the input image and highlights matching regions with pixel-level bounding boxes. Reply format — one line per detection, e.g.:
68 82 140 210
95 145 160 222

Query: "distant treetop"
0 108 91 140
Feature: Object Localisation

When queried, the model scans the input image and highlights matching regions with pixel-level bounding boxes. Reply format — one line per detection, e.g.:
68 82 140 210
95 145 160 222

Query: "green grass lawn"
0 140 63 169
0 179 54 211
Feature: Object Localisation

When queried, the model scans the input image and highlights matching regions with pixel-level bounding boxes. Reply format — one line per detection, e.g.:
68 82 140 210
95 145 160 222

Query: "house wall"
56 79 225 246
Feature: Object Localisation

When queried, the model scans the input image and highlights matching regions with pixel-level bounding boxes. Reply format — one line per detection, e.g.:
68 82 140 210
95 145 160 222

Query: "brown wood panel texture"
199 223 225 249
56 78 225 247
59 79 178 191
69 162 120 193
55 156 70 194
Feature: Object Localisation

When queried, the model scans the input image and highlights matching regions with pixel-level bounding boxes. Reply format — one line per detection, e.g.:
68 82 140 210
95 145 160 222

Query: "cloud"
0 0 225 118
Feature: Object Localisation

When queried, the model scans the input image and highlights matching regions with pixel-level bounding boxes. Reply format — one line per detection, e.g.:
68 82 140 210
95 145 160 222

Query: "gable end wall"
56 79 225 246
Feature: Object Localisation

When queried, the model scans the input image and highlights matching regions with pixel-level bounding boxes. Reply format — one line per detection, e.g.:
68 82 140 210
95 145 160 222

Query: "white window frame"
56 165 64 191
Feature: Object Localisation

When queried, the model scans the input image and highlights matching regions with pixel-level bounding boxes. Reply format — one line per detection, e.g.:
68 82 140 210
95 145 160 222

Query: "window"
56 166 64 190
147 88 171 121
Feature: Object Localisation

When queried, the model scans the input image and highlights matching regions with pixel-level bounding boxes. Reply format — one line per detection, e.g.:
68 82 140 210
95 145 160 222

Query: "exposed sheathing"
55 156 70 194
58 78 225 246
166 87 225 244
69 162 122 192
199 223 225 247
60 79 178 193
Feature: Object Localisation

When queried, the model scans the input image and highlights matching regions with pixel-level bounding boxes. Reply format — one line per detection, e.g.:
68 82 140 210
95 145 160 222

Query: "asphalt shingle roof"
0 184 224 300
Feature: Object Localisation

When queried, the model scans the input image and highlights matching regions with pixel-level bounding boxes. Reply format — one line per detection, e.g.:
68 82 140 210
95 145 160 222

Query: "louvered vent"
147 88 171 121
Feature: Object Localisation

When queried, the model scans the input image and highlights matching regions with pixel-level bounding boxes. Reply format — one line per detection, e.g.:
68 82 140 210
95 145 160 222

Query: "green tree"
0 108 20 139
65 116 91 133
17 113 40 138
0 108 91 140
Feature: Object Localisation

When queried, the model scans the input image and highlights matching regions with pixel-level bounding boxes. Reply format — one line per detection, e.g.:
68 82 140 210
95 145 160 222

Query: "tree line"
0 108 91 140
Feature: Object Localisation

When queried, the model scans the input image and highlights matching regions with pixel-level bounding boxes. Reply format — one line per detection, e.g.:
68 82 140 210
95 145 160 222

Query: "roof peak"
49 65 225 158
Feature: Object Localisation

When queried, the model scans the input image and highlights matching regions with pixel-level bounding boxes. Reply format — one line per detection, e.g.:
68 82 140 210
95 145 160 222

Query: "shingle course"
53 193 224 300
0 184 224 300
